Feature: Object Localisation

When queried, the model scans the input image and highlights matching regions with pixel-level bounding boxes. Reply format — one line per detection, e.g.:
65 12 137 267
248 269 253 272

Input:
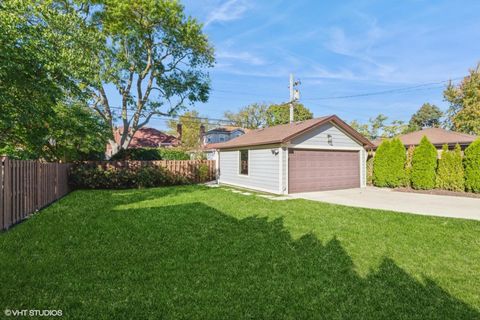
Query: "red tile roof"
209 115 373 149
113 127 180 148
372 127 477 148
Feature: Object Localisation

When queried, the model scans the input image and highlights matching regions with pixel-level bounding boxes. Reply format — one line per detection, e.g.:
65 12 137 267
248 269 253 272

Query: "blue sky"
127 0 480 129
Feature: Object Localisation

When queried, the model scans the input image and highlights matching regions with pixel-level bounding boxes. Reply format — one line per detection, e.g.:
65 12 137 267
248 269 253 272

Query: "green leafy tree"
44 102 110 162
224 103 268 129
167 110 208 150
369 114 388 140
463 139 480 193
407 103 443 132
349 120 371 140
88 0 215 156
0 0 101 159
444 64 480 135
266 103 313 126
411 136 438 189
435 144 464 191
383 120 408 138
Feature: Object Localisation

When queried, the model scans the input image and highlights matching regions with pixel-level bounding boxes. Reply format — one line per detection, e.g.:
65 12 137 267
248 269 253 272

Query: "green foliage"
404 145 415 187
408 103 443 132
224 103 268 129
198 164 210 182
91 0 214 156
444 64 480 135
0 0 102 159
366 156 374 185
373 140 391 187
463 139 480 193
110 148 189 161
69 165 189 189
350 114 407 140
266 103 313 126
373 139 407 187
435 144 464 191
411 136 438 190
167 110 209 150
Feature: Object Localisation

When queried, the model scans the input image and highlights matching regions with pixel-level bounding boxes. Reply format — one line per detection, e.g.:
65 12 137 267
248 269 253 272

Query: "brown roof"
372 128 478 148
111 127 180 149
209 115 373 149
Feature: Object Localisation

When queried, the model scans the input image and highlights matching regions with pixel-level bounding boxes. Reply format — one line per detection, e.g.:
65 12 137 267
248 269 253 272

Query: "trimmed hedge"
411 136 437 190
404 145 415 187
366 156 374 185
69 165 189 189
373 138 407 187
110 148 190 161
464 138 480 193
436 144 464 191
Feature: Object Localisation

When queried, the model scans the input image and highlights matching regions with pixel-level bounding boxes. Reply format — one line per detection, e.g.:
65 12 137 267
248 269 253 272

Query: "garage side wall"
218 147 280 193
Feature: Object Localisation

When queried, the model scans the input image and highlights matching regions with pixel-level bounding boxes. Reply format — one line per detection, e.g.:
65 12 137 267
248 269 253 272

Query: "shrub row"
373 137 480 193
110 148 190 161
69 163 211 189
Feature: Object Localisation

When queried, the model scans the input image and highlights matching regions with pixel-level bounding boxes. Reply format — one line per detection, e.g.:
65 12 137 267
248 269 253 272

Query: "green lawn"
1 186 479 319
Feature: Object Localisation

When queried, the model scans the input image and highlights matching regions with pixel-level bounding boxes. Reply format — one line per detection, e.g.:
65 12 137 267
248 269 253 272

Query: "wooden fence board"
0 157 71 231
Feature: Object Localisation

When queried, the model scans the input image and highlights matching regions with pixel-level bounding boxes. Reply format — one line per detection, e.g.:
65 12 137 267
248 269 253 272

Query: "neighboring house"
203 126 249 144
371 127 478 151
209 115 373 194
106 127 180 158
200 126 249 160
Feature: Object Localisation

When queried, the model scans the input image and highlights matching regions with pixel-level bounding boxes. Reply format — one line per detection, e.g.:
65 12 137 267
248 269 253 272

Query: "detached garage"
210 115 373 194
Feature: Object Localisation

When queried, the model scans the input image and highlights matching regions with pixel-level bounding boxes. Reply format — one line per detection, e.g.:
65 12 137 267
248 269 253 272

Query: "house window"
239 150 249 175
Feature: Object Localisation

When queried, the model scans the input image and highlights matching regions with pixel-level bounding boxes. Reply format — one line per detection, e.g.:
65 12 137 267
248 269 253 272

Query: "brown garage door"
288 149 360 193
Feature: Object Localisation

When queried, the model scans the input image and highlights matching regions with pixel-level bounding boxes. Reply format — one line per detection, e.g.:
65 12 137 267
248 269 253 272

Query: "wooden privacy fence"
0 157 71 231
82 160 216 182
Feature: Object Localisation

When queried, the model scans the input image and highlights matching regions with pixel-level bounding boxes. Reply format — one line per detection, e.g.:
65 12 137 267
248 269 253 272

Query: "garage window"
239 150 249 175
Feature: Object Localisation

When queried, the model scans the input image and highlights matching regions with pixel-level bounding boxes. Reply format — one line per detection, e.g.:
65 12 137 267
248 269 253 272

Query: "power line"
300 77 463 101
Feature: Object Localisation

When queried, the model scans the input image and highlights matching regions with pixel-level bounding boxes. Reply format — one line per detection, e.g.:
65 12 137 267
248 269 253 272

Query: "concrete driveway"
289 187 480 221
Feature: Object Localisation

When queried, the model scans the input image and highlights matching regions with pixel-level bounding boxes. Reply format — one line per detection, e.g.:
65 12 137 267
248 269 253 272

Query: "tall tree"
407 103 443 132
350 114 407 140
349 120 371 139
0 0 102 159
444 64 480 135
224 103 268 129
266 103 313 126
88 0 214 156
167 110 208 150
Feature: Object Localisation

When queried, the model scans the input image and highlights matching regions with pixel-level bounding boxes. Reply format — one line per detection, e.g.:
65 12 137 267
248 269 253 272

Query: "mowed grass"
1 185 479 319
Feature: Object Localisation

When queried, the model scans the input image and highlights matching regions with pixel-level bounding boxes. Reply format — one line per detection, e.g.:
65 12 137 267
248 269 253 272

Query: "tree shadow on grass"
2 199 479 319
72 202 479 319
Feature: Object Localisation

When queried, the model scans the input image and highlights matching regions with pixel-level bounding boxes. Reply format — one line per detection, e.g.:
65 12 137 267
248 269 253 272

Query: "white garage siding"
218 147 281 193
290 122 362 148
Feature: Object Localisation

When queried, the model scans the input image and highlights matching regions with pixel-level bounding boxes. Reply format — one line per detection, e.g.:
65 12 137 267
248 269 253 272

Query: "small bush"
198 163 210 182
404 145 415 187
110 148 189 161
373 138 407 187
464 139 480 193
411 136 437 190
373 140 391 187
366 155 374 185
69 164 189 189
435 144 464 191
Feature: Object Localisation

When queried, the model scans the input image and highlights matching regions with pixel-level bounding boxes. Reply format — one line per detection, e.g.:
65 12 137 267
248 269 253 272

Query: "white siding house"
213 116 373 194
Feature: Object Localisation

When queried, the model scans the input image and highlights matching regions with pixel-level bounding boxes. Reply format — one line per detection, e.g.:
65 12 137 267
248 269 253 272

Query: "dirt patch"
394 187 480 199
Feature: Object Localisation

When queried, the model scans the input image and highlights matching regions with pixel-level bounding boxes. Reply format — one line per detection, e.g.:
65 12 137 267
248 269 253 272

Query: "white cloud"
216 50 266 66
204 0 249 27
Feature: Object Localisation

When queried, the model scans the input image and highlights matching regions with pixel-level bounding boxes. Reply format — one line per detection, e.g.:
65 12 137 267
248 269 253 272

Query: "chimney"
199 125 206 145
177 123 182 141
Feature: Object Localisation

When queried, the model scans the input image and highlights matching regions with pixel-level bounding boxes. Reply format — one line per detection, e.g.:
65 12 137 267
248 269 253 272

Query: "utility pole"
289 73 300 123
